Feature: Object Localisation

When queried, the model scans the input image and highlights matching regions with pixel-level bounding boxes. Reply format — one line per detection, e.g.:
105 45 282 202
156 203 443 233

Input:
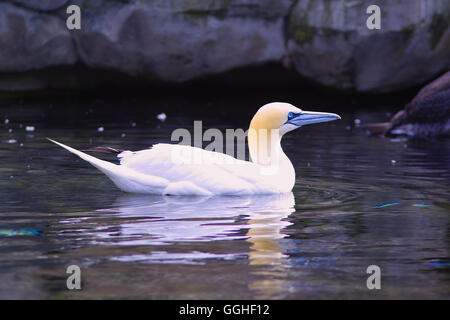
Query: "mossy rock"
291 26 317 45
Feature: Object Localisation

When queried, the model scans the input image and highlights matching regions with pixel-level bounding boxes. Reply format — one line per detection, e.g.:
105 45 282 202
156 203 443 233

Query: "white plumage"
49 102 340 195
49 141 288 195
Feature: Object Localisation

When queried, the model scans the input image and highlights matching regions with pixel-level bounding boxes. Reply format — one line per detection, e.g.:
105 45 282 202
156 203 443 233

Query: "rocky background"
0 0 449 92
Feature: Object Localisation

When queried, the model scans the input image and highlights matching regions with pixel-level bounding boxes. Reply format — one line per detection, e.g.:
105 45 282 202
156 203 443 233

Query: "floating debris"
25 126 35 132
373 202 400 208
4 119 9 124
413 204 431 207
391 159 396 165
4 139 17 144
97 127 104 132
156 113 167 122
0 229 42 236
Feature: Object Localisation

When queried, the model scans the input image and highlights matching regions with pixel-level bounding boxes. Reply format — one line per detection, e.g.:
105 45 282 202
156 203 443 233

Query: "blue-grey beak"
287 111 341 127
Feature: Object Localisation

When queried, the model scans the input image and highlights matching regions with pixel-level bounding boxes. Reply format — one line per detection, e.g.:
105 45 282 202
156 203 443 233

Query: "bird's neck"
248 125 296 192
248 126 286 167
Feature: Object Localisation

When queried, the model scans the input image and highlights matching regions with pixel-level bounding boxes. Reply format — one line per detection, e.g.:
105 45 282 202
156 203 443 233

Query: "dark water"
0 93 449 299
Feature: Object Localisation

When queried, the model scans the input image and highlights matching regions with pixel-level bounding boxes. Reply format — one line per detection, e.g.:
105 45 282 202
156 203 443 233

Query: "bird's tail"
47 138 120 176
47 138 168 194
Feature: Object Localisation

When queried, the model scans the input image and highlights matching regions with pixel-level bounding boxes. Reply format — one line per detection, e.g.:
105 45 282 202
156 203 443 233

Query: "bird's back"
118 143 283 195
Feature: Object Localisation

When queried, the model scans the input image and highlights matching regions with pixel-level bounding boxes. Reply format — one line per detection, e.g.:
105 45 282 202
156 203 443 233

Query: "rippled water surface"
0 93 449 299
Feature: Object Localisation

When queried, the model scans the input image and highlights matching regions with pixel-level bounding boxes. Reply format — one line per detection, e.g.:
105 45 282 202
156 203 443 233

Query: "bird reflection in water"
84 193 296 297
97 193 294 262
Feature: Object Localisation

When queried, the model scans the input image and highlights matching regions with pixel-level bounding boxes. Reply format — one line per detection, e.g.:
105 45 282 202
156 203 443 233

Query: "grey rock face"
0 0 449 92
0 3 76 72
286 0 450 92
72 0 290 82
11 0 69 11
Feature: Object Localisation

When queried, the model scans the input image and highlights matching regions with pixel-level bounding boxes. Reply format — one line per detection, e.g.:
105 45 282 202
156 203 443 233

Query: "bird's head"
248 102 341 166
249 102 341 135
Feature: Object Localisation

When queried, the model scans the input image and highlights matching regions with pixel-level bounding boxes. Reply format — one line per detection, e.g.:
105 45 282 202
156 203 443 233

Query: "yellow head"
249 102 302 135
248 102 340 165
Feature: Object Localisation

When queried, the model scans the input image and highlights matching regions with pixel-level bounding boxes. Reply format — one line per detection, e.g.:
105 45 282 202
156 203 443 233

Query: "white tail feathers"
47 138 118 174
47 138 169 194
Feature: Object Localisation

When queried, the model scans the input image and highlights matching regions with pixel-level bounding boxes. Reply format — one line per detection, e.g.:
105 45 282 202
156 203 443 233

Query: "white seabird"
49 102 340 195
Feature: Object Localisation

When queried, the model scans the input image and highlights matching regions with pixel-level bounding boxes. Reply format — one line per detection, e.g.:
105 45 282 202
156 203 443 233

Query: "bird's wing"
119 143 272 195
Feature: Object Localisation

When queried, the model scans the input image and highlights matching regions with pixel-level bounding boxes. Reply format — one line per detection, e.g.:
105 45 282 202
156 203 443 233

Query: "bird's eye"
288 112 295 120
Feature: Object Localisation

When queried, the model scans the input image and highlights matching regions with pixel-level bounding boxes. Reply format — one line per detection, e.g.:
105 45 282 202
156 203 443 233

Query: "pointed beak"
287 111 341 127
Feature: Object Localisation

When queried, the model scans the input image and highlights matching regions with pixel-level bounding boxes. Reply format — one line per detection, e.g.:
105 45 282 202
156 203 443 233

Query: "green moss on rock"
291 26 316 45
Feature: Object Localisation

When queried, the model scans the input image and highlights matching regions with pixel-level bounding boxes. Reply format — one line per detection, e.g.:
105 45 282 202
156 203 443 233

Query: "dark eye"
288 112 295 120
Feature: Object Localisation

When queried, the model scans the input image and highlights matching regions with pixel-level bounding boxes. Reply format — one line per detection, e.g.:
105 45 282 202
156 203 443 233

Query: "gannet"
49 102 340 195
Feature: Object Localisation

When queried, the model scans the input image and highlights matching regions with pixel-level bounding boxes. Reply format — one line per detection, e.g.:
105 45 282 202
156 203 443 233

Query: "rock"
388 71 450 137
72 0 290 81
0 0 449 92
287 0 450 92
363 71 450 137
0 2 76 72
12 0 69 11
